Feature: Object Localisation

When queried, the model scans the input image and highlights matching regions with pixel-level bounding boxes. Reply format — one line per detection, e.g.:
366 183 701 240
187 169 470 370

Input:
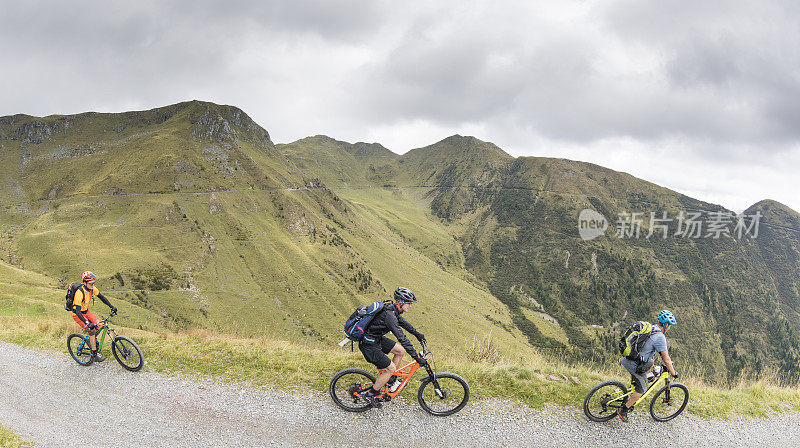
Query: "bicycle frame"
378 358 423 399
78 313 117 352
351 346 433 400
608 371 673 408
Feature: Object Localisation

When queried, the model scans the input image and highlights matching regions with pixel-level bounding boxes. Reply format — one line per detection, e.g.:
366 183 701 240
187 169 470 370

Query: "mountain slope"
4 100 799 384
0 102 535 357
282 134 800 384
279 135 397 187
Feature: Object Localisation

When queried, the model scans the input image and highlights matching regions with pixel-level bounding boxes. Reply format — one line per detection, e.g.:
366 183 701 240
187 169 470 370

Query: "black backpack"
618 321 654 361
64 283 82 311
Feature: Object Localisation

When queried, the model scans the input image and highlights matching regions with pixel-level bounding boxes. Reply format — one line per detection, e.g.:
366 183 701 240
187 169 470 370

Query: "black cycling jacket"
364 302 423 360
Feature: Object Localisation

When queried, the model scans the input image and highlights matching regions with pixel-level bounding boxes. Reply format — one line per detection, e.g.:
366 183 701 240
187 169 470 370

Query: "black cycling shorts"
358 335 397 369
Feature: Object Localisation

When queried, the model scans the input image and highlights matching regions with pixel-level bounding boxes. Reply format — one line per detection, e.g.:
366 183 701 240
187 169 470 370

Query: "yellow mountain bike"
583 365 689 422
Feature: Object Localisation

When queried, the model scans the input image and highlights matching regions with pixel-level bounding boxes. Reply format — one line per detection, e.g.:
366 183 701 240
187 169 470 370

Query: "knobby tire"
329 368 377 413
67 333 94 366
584 380 628 422
417 372 470 416
649 382 689 421
112 336 144 372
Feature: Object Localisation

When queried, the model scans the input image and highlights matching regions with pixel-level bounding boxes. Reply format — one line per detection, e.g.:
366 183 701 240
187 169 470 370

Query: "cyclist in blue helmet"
617 310 679 422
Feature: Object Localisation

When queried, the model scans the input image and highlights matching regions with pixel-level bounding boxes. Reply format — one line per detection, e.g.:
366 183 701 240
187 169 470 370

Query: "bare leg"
372 343 406 391
390 344 404 369
625 392 642 408
373 365 396 391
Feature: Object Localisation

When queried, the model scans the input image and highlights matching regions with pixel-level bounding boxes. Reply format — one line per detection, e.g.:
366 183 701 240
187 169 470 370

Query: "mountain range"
2 100 798 384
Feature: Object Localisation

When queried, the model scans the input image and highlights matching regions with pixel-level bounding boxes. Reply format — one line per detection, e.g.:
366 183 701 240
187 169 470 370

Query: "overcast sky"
2 0 798 213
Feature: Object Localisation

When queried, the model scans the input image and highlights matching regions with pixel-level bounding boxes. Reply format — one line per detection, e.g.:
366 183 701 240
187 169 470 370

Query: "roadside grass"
2 310 797 420
0 265 794 421
0 424 39 448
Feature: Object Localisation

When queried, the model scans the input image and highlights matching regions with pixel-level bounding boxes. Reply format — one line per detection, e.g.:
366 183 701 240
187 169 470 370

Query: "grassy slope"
0 103 535 358
279 135 397 187
279 134 800 386
0 259 797 420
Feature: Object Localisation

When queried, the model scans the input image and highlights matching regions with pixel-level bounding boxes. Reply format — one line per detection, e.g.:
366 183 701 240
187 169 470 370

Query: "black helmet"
394 287 417 303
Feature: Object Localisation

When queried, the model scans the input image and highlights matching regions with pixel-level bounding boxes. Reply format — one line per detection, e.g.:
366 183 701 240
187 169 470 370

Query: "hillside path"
0 341 798 448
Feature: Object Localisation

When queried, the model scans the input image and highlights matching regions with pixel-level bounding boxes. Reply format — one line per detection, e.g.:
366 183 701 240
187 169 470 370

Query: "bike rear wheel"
583 380 628 422
649 382 689 421
417 372 470 416
112 336 144 372
67 333 94 366
329 368 377 412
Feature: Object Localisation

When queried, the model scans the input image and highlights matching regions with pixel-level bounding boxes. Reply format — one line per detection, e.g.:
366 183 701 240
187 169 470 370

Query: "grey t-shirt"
639 326 668 362
621 325 668 377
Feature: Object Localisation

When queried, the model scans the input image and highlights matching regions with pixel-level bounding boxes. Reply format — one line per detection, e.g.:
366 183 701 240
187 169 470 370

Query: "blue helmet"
658 310 677 325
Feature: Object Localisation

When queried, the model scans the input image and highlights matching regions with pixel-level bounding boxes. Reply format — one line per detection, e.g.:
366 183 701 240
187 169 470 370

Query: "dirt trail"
0 341 798 447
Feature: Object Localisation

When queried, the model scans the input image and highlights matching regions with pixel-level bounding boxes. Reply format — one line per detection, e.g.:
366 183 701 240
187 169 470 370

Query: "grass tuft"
466 331 500 364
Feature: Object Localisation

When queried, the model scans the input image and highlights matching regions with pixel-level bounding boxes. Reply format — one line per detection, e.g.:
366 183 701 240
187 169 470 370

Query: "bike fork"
431 379 446 399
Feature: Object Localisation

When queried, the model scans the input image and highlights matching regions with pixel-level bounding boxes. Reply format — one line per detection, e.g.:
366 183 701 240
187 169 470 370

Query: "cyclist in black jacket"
360 287 426 408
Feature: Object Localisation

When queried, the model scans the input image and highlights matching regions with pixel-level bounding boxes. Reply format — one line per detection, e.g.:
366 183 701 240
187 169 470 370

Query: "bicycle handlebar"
98 309 117 324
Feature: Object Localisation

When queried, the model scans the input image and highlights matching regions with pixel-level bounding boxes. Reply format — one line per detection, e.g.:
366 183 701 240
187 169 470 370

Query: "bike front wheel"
650 382 689 421
112 336 144 372
329 368 377 412
67 333 94 366
417 372 470 416
583 380 628 422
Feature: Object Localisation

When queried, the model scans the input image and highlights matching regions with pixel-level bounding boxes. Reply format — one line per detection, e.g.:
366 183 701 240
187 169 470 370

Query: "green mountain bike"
66 310 144 372
584 365 689 422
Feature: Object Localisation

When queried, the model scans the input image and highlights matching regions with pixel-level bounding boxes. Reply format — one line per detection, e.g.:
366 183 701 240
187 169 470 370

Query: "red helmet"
82 271 97 284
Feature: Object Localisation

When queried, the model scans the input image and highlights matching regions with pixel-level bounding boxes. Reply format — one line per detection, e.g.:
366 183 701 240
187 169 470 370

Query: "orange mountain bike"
329 342 470 416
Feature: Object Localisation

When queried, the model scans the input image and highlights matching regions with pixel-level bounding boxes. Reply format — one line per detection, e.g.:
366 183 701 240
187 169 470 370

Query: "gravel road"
1 341 798 448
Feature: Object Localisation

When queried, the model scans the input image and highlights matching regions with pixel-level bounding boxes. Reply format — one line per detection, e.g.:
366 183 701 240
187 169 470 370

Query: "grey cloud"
666 36 743 88
165 0 386 41
601 0 800 144
0 0 386 119
350 0 800 154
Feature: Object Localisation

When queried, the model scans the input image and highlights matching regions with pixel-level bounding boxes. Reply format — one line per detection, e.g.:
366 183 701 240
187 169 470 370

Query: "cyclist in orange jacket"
70 271 117 363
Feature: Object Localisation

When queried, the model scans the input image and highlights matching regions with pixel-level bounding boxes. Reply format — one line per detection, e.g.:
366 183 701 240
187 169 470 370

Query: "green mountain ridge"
2 101 799 385
280 133 800 384
0 101 533 359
